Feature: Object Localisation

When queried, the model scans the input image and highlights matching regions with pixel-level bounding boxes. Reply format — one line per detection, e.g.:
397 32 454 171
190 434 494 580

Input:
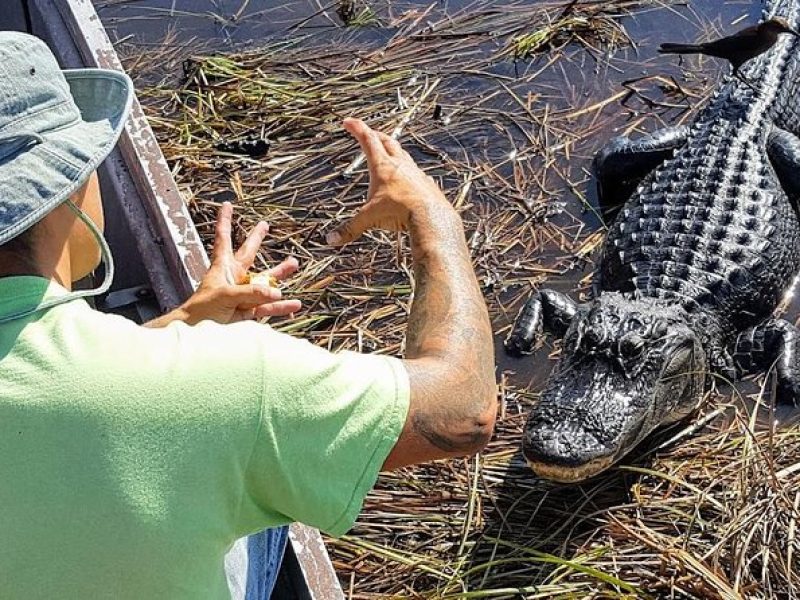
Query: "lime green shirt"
0 276 409 598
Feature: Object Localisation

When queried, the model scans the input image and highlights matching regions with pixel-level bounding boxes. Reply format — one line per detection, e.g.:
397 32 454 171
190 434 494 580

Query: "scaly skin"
507 0 800 482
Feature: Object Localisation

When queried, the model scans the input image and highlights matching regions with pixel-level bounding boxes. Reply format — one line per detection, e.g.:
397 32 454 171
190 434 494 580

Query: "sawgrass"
114 0 799 597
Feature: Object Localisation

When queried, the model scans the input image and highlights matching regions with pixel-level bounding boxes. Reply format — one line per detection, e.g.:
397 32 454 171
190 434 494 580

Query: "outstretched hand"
148 202 301 327
326 118 449 246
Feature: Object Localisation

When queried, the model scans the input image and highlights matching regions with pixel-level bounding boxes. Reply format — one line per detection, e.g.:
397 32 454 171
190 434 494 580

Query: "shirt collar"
0 276 72 318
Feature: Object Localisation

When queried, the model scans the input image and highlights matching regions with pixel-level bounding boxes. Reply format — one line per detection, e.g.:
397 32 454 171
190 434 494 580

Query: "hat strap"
0 131 45 161
64 198 115 297
0 199 115 325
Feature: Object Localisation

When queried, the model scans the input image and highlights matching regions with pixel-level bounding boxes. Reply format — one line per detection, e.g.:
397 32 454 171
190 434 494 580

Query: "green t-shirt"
0 276 409 598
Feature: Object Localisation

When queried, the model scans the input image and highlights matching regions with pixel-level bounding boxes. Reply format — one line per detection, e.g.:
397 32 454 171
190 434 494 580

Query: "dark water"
95 0 799 421
96 1 764 59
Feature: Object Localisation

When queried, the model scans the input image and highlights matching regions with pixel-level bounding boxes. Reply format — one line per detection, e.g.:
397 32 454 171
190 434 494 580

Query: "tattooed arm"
328 119 497 470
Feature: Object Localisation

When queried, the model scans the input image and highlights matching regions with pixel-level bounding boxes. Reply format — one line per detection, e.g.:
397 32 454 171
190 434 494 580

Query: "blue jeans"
224 527 289 599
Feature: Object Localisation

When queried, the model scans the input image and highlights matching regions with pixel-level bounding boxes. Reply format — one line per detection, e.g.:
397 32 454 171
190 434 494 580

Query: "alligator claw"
504 294 543 357
504 289 578 357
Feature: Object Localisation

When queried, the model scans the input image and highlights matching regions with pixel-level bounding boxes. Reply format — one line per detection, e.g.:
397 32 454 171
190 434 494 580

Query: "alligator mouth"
526 454 615 483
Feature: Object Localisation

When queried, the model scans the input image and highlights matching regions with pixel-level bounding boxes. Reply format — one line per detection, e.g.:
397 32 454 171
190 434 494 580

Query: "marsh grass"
508 15 631 59
336 0 381 27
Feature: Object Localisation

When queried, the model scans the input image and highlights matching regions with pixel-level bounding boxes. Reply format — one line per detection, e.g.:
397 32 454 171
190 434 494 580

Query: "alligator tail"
658 42 704 55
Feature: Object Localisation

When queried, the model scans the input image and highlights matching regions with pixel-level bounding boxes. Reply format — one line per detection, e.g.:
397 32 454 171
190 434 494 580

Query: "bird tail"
658 42 704 55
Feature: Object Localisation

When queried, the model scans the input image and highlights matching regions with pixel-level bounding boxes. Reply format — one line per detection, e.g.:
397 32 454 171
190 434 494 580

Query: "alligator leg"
767 127 800 205
504 289 578 357
594 126 689 221
732 319 800 406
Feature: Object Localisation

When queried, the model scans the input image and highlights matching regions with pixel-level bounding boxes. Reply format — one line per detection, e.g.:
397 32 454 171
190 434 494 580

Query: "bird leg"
733 67 758 92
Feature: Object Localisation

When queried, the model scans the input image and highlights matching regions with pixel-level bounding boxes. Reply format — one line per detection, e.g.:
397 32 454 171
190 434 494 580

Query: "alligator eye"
619 334 645 359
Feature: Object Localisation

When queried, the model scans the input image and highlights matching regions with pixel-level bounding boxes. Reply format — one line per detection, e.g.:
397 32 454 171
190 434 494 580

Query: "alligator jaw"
526 455 615 483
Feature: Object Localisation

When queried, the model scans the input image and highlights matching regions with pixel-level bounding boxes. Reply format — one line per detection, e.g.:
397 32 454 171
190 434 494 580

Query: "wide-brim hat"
0 32 134 245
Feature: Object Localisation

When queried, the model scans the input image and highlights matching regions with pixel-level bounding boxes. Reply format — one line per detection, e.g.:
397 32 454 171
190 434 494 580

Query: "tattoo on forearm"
405 206 496 453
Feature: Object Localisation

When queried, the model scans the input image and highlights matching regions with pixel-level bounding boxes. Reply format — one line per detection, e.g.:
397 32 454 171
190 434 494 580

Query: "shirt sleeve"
238 326 410 537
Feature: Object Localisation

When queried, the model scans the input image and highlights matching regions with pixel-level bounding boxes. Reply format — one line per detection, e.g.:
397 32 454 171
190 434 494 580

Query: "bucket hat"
0 31 133 245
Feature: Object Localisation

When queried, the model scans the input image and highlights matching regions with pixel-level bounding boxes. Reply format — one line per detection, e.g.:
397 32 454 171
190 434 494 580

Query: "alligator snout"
522 389 631 483
523 427 616 483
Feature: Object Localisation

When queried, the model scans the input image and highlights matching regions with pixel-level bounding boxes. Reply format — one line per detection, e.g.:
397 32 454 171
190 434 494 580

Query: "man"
0 32 496 598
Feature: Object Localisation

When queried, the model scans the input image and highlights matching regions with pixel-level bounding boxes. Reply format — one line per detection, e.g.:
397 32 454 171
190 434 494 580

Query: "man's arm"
328 119 497 469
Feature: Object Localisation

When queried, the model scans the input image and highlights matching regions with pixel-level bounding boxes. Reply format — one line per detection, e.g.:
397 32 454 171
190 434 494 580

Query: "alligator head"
524 293 707 483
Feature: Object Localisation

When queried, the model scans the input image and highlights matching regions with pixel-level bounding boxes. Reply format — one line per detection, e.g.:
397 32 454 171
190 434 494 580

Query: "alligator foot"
767 127 800 205
504 289 578 357
593 125 689 222
733 319 800 406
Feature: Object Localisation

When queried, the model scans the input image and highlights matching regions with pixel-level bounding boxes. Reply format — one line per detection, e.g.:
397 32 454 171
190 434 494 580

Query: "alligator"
504 0 800 483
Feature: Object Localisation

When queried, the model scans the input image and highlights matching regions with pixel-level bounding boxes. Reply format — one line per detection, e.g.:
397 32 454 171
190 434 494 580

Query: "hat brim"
0 68 133 244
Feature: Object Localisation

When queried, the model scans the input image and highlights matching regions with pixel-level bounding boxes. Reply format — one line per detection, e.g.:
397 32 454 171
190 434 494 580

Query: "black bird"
659 18 800 85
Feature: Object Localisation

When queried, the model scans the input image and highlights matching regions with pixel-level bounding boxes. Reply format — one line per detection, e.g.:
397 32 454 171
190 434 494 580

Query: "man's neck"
0 251 72 289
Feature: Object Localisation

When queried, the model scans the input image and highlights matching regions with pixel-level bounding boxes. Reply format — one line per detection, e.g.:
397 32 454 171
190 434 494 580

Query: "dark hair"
0 226 37 255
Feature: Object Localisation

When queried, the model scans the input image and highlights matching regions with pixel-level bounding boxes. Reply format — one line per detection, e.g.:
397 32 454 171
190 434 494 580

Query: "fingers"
254 299 302 319
223 282 302 321
326 200 379 246
268 257 300 280
235 220 269 264
343 117 387 165
345 118 410 160
374 130 404 158
212 202 234 262
226 283 283 306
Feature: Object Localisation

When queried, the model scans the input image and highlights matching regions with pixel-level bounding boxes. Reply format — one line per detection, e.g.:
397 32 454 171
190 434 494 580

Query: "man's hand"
146 202 301 328
326 118 450 246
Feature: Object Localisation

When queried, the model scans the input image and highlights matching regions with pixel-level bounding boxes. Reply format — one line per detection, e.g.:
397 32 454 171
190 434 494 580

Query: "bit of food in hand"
244 271 279 287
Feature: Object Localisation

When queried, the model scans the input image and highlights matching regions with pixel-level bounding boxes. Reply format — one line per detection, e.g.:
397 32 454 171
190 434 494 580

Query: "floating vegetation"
113 0 800 597
337 0 381 28
508 14 631 59
133 0 697 361
213 136 270 157
559 405 800 599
